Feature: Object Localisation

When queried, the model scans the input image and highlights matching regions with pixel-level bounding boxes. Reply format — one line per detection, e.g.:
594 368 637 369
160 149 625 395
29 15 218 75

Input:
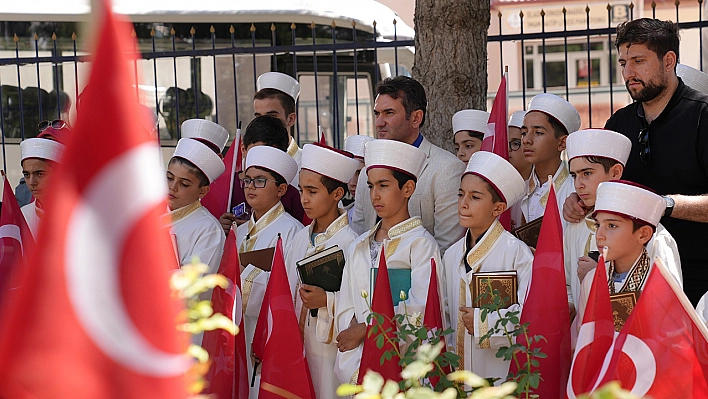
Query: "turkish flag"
0 174 35 305
599 259 708 398
318 125 326 145
0 2 189 397
422 258 450 388
509 183 571 398
358 246 402 384
201 230 249 399
254 237 315 398
566 251 614 398
201 130 242 219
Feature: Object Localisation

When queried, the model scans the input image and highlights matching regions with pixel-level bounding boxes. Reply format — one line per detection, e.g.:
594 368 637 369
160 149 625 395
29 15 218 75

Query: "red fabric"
566 252 614 398
422 258 451 387
509 184 571 398
0 175 35 304
252 237 315 398
481 75 512 230
0 2 188 397
599 261 708 398
358 247 402 383
201 131 242 219
202 230 249 399
319 127 326 145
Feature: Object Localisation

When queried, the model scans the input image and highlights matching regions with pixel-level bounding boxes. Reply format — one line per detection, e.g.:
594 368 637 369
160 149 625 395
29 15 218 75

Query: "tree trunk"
413 0 490 153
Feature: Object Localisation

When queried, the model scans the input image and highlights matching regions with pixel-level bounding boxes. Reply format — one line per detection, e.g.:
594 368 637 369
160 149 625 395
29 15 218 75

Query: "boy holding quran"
442 151 533 382
333 139 442 385
283 142 360 398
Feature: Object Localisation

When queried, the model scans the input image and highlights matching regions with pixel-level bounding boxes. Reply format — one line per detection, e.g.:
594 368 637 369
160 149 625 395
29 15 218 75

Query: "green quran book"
369 268 412 306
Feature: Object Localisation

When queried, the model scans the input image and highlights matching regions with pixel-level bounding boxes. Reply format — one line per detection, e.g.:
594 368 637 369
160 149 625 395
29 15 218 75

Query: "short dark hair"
169 157 210 187
243 115 289 151
482 180 503 203
582 156 621 173
615 18 680 64
464 131 484 141
248 166 287 186
391 169 416 189
545 114 569 138
376 76 427 128
254 88 296 116
320 175 349 196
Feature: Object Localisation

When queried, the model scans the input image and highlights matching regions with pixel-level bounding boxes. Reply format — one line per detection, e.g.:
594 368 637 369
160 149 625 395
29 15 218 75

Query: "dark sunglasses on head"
38 120 68 132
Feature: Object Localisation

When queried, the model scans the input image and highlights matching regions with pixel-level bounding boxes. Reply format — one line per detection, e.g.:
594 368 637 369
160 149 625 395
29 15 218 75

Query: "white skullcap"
364 139 426 181
508 110 527 128
452 109 489 136
20 138 65 163
172 138 225 183
344 135 374 159
677 64 708 94
257 72 301 101
566 129 632 166
181 119 229 152
595 181 664 228
245 145 298 185
301 143 360 183
464 151 525 207
527 93 581 134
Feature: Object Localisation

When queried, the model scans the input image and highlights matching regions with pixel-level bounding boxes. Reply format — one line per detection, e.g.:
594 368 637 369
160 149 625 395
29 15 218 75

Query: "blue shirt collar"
411 134 424 148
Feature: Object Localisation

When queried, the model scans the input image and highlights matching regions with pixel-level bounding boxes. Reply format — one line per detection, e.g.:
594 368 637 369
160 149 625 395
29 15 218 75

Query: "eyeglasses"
38 120 68 132
509 138 522 152
638 127 651 167
240 177 278 188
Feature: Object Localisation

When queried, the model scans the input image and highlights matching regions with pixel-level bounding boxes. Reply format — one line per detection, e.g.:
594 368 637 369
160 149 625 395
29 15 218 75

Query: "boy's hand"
336 322 366 352
460 306 475 334
219 212 237 235
299 284 327 310
563 193 589 223
569 302 577 320
577 256 598 283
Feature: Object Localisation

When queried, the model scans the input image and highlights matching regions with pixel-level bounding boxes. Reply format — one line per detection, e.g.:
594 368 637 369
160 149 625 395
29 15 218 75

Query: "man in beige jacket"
350 76 465 253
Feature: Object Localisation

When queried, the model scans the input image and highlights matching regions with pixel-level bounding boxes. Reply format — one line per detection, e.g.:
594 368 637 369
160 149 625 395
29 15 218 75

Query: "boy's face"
299 169 341 221
166 162 209 211
507 126 528 173
367 168 413 220
453 131 482 163
22 158 54 203
243 167 287 214
348 160 365 198
594 212 652 265
569 158 613 208
253 97 296 130
458 174 506 231
521 111 566 165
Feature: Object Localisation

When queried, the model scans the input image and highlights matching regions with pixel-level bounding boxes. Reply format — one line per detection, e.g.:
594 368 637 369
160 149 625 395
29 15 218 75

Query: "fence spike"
210 25 215 34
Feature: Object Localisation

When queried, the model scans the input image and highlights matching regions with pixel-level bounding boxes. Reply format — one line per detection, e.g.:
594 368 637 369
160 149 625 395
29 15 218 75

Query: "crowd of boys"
17 17 708 398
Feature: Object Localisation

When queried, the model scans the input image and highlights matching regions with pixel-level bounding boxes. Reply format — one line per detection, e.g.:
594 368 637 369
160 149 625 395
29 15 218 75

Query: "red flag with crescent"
0 174 35 305
0 1 189 397
202 229 249 398
201 130 242 219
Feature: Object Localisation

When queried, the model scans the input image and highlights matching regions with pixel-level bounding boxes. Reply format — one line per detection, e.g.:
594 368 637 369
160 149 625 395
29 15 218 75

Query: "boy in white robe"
19 138 65 239
284 143 360 398
334 139 442 384
452 109 489 163
443 151 533 382
236 145 303 398
577 181 684 325
514 93 581 231
564 129 682 312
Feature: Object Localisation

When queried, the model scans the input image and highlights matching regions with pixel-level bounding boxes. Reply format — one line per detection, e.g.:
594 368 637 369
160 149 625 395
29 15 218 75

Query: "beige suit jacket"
350 137 466 252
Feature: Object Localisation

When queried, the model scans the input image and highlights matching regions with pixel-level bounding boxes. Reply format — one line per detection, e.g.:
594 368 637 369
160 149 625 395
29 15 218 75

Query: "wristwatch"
663 196 675 218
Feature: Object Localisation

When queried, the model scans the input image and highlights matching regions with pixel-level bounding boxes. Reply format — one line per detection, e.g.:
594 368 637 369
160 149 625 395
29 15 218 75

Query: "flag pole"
226 121 242 213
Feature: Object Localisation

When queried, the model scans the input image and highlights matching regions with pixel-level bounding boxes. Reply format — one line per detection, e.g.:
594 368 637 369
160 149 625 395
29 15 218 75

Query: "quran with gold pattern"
610 291 640 332
513 216 543 248
471 271 518 308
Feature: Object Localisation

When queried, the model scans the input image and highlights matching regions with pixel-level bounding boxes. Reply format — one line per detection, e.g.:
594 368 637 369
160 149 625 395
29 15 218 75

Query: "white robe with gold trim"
443 219 533 381
334 217 442 384
20 201 41 240
515 162 575 231
165 202 225 275
284 210 358 399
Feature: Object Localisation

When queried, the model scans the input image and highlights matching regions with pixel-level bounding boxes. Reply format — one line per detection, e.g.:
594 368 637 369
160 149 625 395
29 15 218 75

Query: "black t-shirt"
605 79 708 302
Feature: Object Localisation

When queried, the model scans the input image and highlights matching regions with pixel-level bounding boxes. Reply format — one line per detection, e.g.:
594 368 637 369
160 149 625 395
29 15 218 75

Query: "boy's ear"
286 112 297 129
276 183 288 198
637 225 654 245
609 163 623 179
333 186 345 202
198 185 210 199
402 180 416 198
492 201 508 217
558 134 568 151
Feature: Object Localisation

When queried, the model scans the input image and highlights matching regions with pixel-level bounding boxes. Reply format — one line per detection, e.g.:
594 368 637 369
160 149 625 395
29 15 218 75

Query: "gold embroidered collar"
240 202 285 252
365 217 422 262
608 248 650 294
527 162 570 207
310 209 349 252
286 138 300 158
163 201 202 225
464 219 505 272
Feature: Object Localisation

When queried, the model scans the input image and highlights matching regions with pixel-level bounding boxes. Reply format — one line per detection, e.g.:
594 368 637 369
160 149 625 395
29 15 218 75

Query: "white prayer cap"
301 143 360 183
464 151 525 207
677 64 708 94
527 93 581 135
365 139 426 181
508 110 526 128
256 72 300 101
245 145 298 185
181 119 229 152
566 129 632 166
452 109 489 135
594 180 664 228
344 135 374 160
172 138 225 183
20 138 65 163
